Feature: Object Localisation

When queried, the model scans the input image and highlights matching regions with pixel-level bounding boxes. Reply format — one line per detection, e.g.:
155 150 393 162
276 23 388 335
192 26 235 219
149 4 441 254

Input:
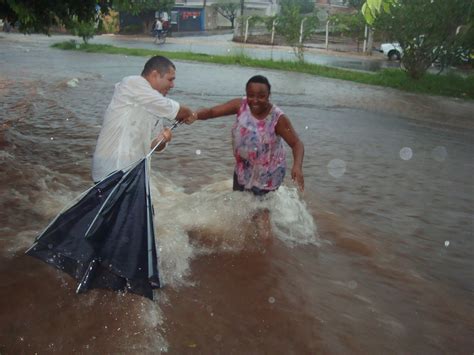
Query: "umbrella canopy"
26 121 179 300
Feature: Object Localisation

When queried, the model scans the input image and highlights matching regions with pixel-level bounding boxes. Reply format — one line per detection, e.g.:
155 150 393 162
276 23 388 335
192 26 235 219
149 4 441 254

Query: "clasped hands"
179 111 198 125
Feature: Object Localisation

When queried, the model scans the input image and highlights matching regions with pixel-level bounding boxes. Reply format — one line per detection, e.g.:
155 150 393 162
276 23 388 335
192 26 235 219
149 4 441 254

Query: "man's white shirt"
92 75 179 182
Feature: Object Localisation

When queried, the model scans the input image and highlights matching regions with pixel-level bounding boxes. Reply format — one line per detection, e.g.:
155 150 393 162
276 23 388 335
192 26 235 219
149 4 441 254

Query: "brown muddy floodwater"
0 34 473 354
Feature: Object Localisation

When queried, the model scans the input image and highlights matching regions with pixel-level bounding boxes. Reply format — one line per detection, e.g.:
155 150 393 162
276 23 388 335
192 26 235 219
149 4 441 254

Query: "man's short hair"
142 56 176 77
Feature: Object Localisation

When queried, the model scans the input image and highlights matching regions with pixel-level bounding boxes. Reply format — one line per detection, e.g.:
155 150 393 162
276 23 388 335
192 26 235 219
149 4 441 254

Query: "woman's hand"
291 166 304 191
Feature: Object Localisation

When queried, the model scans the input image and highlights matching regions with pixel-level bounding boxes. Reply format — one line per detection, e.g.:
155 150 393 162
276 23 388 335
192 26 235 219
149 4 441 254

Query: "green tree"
112 0 175 34
330 12 366 51
275 0 319 62
70 18 97 44
298 0 315 14
344 0 364 9
0 0 108 34
374 0 473 79
361 0 397 24
212 0 239 28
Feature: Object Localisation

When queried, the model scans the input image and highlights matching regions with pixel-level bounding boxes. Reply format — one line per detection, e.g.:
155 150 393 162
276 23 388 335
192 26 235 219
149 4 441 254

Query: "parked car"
380 40 472 71
379 42 403 60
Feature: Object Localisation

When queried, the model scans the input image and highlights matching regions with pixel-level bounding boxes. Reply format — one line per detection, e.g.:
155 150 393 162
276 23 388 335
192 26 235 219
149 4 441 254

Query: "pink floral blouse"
231 98 286 191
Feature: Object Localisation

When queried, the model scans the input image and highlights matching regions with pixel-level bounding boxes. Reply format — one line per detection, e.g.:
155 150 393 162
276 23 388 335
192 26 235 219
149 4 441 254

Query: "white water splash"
66 78 79 88
262 186 319 246
150 175 319 286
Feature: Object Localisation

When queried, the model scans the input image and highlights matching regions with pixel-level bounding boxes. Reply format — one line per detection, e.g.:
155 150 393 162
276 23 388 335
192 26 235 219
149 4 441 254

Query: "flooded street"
1 34 473 353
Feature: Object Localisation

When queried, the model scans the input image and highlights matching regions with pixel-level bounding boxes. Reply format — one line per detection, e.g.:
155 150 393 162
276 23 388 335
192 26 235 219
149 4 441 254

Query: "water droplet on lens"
431 146 447 162
327 159 346 178
399 147 413 160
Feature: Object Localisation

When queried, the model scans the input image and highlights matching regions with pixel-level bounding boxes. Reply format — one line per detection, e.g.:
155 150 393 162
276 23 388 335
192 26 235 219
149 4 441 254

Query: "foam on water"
262 185 319 246
150 173 319 287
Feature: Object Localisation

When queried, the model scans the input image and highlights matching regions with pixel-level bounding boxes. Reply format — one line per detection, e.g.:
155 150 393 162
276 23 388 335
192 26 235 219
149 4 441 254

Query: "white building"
173 0 279 30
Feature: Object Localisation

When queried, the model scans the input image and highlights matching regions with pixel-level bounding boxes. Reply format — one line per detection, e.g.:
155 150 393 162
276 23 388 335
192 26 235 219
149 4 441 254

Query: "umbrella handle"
147 120 182 157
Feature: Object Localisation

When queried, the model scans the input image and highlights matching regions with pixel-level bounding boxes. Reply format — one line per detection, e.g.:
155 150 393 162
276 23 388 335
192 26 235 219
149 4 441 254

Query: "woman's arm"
186 98 241 123
275 114 305 191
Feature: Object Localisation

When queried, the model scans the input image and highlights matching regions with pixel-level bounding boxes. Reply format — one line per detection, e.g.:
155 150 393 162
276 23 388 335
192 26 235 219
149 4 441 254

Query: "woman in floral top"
189 75 304 195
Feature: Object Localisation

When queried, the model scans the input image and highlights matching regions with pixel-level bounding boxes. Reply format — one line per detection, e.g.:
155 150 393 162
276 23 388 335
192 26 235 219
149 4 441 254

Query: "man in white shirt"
154 18 163 36
92 55 195 182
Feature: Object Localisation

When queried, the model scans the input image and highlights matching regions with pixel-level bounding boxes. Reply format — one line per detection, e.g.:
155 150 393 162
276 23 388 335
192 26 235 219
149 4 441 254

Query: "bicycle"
153 29 167 45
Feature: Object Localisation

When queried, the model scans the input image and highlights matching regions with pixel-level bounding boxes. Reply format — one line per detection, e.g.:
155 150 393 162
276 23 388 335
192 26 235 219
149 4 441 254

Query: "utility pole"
240 0 245 36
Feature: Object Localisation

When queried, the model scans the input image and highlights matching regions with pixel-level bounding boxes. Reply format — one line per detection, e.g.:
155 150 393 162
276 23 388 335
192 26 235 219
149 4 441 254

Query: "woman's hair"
246 75 271 93
142 56 176 77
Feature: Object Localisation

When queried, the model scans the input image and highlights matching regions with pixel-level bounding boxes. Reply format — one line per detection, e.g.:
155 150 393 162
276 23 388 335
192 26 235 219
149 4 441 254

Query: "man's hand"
183 112 198 125
151 127 172 151
162 127 172 142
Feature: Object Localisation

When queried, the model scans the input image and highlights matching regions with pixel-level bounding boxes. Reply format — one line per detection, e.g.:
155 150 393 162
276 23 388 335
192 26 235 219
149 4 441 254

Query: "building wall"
170 7 205 31
316 0 347 4
175 0 278 30
204 8 238 29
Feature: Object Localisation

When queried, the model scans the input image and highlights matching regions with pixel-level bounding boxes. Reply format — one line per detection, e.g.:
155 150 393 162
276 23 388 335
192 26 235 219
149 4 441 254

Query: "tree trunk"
203 0 207 30
365 27 373 55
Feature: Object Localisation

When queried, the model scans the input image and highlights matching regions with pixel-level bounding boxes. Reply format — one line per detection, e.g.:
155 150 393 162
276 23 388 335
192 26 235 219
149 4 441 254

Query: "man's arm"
175 105 193 122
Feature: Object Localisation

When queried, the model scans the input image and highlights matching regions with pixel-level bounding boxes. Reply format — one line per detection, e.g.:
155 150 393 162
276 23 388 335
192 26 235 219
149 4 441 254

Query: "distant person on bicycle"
162 19 171 35
153 18 163 39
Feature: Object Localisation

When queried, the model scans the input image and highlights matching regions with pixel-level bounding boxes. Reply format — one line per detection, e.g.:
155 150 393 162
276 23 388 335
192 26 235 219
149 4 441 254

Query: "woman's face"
246 82 270 116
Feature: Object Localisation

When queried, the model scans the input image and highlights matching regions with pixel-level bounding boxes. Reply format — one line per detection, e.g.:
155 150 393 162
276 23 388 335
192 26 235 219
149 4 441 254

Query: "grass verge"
52 41 474 100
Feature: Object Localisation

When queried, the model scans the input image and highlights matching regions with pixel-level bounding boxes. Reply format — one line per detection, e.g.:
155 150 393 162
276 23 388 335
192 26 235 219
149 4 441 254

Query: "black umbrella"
26 120 180 300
